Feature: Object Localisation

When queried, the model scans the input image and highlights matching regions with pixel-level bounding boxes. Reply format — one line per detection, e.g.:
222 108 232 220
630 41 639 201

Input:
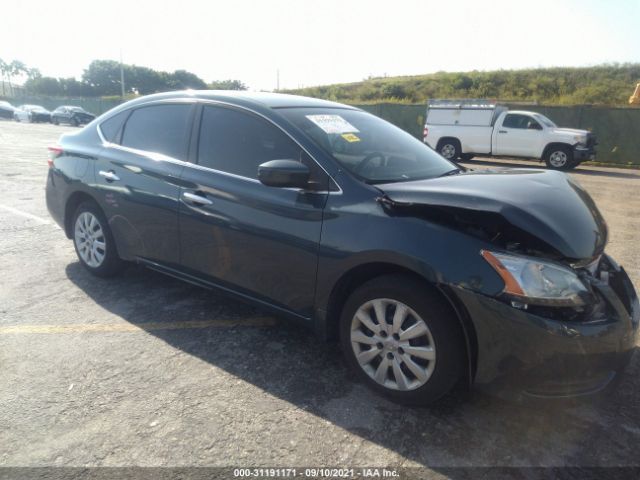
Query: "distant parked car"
0 100 16 119
51 106 96 126
14 105 51 123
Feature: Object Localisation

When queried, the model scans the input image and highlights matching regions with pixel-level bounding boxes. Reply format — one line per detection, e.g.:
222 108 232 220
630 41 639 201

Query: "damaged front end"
376 169 638 398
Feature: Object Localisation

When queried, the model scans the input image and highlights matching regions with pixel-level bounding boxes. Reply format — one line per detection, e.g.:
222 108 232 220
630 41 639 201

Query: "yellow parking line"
0 317 277 335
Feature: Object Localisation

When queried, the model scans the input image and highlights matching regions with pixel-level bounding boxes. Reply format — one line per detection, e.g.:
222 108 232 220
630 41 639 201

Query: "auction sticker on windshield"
306 114 359 134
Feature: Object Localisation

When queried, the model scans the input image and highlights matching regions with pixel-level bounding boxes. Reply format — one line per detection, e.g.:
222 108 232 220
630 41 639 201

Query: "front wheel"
545 146 574 170
72 201 124 277
339 274 465 405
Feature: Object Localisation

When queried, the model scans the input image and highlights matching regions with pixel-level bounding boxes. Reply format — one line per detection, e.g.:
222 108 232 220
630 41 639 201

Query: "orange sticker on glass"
341 133 361 143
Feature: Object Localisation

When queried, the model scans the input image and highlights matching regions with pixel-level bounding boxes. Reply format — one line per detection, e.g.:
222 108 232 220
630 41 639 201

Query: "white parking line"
0 204 52 225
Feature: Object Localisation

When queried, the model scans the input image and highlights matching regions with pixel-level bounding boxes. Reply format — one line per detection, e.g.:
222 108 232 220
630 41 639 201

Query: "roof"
124 90 355 110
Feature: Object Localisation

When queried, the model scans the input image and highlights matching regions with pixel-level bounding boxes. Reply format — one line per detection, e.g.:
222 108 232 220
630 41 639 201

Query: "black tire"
72 201 124 277
52 117 59 125
339 274 465 405
71 116 80 127
437 139 461 161
544 145 574 170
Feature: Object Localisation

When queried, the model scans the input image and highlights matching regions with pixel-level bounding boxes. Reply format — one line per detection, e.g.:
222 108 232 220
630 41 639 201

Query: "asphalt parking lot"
1 120 639 473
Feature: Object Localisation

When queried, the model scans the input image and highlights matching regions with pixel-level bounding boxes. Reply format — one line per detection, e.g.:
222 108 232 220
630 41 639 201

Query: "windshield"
533 113 556 128
279 108 457 184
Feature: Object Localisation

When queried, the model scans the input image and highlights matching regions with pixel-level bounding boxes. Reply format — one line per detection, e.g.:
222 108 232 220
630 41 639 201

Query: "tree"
0 58 7 96
208 79 247 90
8 60 27 95
82 60 125 96
168 70 207 90
83 60 209 95
24 76 63 96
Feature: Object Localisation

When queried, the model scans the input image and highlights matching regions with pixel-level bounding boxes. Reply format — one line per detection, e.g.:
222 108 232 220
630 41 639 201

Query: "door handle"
498 130 508 134
183 191 213 206
98 170 120 182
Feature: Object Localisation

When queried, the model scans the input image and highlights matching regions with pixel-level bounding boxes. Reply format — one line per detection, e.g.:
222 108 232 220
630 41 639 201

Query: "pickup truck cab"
423 100 596 170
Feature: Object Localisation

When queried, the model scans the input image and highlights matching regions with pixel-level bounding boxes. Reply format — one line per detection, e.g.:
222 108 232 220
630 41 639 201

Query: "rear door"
94 101 195 264
178 104 330 317
493 113 544 157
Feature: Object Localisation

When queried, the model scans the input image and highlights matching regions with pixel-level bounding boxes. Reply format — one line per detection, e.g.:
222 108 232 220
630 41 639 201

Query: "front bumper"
573 145 596 163
453 254 638 400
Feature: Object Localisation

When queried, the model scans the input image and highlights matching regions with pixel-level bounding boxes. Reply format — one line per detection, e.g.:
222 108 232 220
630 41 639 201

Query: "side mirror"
258 159 310 189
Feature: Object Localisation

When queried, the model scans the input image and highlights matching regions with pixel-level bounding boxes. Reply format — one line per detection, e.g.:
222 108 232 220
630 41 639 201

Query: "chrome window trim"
96 97 343 195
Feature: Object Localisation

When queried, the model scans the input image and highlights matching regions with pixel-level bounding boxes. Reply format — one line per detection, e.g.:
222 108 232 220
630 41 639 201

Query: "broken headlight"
481 250 591 307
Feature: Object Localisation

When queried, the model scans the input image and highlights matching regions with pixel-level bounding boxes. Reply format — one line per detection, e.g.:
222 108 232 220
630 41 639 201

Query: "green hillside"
285 64 640 106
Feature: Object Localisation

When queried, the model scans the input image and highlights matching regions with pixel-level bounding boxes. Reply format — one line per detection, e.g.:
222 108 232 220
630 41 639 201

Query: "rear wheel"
545 146 574 170
71 116 80 127
340 274 465 405
72 201 124 277
437 139 460 161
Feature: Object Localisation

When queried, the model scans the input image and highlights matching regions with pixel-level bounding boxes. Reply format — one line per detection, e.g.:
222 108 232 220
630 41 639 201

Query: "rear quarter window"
99 110 130 143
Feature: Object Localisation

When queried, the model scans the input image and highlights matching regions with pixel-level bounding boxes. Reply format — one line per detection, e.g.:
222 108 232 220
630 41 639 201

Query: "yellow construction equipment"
630 82 640 105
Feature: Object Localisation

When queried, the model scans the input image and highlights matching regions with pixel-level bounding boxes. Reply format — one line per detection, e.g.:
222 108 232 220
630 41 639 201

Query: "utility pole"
120 49 125 99
276 69 280 92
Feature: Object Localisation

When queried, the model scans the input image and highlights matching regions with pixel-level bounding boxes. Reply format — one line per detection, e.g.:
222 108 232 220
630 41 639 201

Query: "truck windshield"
279 108 457 184
534 113 556 128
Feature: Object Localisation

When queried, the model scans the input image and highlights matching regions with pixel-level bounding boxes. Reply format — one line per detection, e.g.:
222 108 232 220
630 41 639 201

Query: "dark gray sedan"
45 91 639 405
51 106 96 126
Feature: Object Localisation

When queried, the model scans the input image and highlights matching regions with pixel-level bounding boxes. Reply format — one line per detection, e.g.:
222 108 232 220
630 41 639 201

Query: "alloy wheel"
350 298 436 391
74 212 106 268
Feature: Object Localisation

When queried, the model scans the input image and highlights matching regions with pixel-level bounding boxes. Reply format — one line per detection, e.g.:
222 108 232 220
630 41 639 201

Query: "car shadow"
65 261 640 470
461 158 640 180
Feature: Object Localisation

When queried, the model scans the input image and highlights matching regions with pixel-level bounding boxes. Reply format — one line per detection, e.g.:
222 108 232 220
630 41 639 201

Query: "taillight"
423 127 429 139
47 145 63 168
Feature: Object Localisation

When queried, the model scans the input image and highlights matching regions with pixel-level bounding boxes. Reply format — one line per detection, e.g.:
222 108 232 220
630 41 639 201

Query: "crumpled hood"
378 169 607 260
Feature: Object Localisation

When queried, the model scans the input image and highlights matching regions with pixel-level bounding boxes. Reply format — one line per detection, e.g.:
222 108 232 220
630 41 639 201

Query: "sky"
1 0 638 91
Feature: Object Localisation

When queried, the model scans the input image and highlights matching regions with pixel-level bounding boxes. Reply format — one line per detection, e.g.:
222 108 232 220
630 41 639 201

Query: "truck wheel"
545 146 573 170
339 274 465 405
437 140 460 160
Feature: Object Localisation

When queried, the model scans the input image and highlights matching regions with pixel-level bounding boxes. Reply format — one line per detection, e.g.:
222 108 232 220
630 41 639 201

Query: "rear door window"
120 104 192 160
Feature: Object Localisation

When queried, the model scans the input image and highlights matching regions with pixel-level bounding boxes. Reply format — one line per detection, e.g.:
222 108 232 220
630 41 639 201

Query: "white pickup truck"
423 100 596 170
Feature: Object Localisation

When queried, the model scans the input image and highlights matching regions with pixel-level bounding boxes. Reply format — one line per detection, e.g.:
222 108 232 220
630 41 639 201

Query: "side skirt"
136 257 312 326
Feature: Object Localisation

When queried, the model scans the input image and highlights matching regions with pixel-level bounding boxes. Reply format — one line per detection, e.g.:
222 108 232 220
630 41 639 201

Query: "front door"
178 104 330 317
494 113 544 157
